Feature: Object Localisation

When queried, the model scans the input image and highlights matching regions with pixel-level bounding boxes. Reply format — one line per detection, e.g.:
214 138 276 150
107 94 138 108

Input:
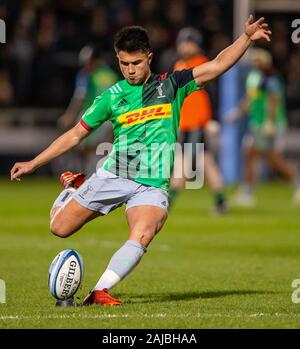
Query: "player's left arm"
193 15 272 86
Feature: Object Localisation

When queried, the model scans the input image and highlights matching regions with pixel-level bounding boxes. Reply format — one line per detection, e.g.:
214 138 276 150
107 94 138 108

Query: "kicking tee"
80 70 200 191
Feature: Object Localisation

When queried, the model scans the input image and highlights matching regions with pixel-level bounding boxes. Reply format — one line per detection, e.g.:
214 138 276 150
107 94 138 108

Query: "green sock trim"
168 189 178 207
214 192 225 205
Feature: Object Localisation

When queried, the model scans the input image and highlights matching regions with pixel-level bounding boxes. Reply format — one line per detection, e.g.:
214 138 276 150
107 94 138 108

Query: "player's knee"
131 226 157 247
135 234 152 248
50 221 72 238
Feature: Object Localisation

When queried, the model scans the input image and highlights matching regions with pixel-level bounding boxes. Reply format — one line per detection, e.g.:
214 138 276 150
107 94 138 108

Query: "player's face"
117 50 153 85
252 57 269 71
177 41 199 60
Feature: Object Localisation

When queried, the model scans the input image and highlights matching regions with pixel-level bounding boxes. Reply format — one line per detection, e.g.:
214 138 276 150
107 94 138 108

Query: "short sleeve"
171 69 201 97
80 90 111 131
168 69 201 107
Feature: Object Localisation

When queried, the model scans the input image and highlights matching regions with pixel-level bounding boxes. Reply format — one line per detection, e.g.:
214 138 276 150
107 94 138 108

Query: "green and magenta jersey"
80 70 200 191
246 69 287 128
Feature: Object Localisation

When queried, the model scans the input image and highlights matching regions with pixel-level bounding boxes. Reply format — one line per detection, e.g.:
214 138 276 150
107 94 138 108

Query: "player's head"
114 26 153 85
176 27 202 60
249 48 272 71
79 45 94 66
78 45 103 70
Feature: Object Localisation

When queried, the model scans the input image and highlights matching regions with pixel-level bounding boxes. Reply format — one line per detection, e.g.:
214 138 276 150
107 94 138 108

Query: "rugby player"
228 48 300 206
169 27 227 213
57 45 118 174
10 16 271 305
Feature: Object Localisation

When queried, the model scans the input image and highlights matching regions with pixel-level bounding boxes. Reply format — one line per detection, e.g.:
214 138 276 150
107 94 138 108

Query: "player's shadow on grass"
126 290 276 304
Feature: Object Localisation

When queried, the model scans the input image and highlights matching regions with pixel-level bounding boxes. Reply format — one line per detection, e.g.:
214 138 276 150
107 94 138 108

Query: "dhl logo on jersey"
118 103 171 127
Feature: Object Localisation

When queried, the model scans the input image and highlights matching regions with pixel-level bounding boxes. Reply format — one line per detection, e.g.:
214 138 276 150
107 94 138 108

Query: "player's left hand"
262 119 276 137
245 15 272 42
205 120 220 135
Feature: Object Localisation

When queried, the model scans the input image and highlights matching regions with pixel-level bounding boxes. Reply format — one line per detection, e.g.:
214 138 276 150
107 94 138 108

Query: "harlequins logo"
117 98 130 107
156 83 166 99
78 184 93 199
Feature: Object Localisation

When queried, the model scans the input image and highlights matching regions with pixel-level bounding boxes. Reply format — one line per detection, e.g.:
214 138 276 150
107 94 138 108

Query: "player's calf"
126 206 168 247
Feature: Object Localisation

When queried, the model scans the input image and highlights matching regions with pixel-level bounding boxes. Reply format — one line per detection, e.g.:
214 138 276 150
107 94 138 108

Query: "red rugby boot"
60 171 86 189
83 289 123 306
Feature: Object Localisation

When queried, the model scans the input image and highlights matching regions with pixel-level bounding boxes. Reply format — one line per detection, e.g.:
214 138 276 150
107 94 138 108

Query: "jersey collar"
145 72 158 84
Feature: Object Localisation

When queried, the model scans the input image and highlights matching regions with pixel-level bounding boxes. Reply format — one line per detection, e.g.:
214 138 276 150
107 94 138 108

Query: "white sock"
94 240 146 291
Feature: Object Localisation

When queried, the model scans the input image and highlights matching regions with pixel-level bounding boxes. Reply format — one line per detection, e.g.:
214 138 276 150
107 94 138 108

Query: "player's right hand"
10 161 36 181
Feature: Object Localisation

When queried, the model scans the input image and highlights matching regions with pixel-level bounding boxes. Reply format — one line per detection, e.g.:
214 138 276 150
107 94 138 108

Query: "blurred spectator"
36 8 56 50
31 8 60 106
110 0 134 28
286 47 300 111
270 18 290 72
1 0 297 127
146 20 171 73
169 27 227 213
89 6 110 50
165 0 187 33
0 69 14 105
9 3 36 105
55 44 119 175
0 0 234 108
227 48 300 205
137 0 161 23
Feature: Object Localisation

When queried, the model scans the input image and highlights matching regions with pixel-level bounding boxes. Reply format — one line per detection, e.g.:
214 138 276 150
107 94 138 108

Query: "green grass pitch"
0 177 300 329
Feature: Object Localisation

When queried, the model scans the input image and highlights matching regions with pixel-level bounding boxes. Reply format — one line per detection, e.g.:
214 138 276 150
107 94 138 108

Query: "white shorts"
247 126 286 151
73 168 169 215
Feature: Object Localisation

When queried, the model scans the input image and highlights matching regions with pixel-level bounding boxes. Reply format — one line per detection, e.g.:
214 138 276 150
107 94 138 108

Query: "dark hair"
114 26 151 53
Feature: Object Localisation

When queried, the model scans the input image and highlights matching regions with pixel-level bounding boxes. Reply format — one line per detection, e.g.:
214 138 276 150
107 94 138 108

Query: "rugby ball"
48 249 83 300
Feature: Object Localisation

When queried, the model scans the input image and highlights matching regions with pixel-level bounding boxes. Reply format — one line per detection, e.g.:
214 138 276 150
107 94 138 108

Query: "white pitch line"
1 313 300 321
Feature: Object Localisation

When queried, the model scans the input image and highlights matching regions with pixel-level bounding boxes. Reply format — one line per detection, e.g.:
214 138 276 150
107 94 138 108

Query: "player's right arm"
11 89 112 181
10 122 90 181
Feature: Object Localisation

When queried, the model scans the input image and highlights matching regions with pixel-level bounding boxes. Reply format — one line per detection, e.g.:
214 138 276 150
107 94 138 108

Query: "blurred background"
0 0 299 186
1 1 300 329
